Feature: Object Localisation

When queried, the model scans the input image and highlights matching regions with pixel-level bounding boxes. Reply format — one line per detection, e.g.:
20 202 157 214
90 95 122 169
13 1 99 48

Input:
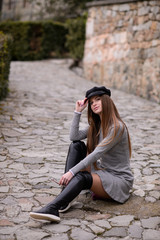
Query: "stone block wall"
83 0 160 103
1 0 51 21
1 0 70 21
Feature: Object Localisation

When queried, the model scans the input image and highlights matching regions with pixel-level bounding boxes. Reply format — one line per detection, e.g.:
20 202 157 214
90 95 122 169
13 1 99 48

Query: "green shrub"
65 14 87 61
0 17 87 62
42 21 68 58
0 21 68 60
0 32 12 100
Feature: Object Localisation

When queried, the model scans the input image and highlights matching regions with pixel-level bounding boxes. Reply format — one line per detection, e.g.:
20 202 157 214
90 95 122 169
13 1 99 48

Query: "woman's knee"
72 141 86 149
76 171 93 189
71 141 87 158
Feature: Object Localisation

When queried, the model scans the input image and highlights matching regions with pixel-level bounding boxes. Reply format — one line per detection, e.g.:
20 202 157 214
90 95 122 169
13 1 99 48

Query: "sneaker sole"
59 202 72 213
30 212 60 222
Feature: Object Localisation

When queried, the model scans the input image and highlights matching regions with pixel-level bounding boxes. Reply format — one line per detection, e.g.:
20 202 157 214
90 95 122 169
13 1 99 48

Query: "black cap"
85 86 111 99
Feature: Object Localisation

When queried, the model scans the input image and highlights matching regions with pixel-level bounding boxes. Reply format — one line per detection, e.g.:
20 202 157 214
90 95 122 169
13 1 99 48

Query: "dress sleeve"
69 112 88 141
70 123 124 175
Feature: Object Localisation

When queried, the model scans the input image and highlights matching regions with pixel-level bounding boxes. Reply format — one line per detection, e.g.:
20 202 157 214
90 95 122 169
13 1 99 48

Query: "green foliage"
0 32 12 100
42 21 68 58
0 21 68 60
0 16 87 62
65 14 87 61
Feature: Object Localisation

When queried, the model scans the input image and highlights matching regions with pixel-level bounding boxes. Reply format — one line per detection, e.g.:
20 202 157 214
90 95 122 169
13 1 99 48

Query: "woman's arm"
59 98 89 186
69 112 88 141
59 124 124 187
70 123 125 175
70 98 88 141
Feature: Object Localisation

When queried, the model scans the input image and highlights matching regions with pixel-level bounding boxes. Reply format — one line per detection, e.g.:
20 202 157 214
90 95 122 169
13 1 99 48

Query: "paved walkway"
0 60 160 240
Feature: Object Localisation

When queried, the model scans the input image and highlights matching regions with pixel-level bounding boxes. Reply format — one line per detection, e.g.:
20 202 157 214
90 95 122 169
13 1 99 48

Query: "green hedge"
0 32 12 100
65 15 87 61
0 17 86 61
0 21 68 60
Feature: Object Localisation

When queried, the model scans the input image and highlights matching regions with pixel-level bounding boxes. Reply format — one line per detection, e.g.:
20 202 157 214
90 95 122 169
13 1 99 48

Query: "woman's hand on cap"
75 98 88 112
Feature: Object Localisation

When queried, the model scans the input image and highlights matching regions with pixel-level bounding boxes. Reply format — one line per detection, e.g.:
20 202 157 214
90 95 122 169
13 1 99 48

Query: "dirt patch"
80 194 160 219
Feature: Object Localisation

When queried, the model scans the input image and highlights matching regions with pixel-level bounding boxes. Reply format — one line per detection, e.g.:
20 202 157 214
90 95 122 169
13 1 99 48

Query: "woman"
30 86 134 222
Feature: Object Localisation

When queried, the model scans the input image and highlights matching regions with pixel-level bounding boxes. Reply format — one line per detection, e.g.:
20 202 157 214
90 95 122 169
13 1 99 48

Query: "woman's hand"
75 98 88 112
59 171 73 186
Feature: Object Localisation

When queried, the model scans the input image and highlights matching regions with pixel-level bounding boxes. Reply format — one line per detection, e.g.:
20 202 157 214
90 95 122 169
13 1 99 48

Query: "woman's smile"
93 106 99 111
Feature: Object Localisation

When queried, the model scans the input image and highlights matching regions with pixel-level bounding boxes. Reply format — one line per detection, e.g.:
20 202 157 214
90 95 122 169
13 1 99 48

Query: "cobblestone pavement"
0 60 160 240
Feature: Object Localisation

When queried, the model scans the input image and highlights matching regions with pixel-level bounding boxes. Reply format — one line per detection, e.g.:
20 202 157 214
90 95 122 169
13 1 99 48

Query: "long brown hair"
87 95 132 167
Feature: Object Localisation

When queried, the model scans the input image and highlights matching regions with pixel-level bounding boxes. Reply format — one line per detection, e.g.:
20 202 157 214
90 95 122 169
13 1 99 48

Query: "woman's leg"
91 173 111 199
30 171 93 222
59 141 87 212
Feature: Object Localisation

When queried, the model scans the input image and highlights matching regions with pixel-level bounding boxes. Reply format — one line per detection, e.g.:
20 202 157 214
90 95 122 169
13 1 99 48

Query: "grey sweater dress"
69 112 134 203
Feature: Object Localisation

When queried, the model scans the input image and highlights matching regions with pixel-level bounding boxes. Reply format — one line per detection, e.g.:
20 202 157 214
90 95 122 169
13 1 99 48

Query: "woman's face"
90 95 102 115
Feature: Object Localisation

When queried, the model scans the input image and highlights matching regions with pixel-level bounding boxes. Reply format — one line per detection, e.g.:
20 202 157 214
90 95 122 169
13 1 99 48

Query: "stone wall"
83 0 160 103
1 0 71 21
1 0 54 21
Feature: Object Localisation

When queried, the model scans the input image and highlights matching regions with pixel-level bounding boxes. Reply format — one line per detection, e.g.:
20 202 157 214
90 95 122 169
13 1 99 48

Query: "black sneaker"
30 208 60 222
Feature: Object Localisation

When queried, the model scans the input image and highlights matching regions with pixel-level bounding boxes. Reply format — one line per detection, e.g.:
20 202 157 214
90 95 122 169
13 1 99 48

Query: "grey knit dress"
69 112 134 203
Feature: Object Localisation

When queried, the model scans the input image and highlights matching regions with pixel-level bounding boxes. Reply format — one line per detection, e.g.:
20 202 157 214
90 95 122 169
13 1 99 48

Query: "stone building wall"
2 0 31 21
1 0 70 21
83 0 160 103
1 0 54 21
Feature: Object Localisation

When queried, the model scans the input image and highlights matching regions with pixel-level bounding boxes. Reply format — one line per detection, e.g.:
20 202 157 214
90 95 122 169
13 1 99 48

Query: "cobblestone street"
0 60 160 240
